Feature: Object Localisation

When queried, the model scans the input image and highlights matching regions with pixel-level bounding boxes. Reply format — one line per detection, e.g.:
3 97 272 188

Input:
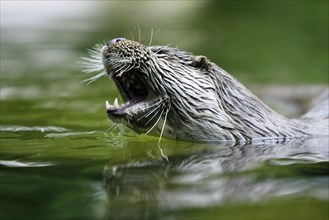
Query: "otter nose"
107 38 125 46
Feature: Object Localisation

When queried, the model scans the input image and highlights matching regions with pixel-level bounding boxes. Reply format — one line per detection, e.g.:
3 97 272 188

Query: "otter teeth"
105 100 111 110
106 98 121 110
114 98 119 108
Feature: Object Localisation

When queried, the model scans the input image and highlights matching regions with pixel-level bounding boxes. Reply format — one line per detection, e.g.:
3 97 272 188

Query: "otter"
83 38 328 144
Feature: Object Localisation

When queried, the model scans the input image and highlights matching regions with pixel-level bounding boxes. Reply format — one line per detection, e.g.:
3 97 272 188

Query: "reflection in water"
103 137 328 219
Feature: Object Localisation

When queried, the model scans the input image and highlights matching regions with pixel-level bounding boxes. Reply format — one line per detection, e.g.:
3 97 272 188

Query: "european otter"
83 38 328 144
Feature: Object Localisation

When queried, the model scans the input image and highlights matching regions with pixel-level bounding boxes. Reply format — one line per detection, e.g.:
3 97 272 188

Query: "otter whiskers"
141 97 170 161
80 43 106 84
157 104 170 161
81 72 107 84
143 107 170 161
143 97 170 135
137 98 167 122
115 63 135 78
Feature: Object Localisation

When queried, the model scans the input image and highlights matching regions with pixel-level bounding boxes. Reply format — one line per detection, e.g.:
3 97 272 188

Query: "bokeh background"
1 1 328 220
2 1 328 85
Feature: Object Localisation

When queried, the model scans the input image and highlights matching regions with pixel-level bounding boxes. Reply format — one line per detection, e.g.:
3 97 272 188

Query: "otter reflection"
102 138 328 219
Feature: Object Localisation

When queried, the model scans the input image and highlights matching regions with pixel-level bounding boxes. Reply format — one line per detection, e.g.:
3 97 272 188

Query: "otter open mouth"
105 69 149 118
99 38 169 134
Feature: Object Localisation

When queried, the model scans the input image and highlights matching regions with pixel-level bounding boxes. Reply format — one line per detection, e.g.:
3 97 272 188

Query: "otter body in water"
86 38 328 143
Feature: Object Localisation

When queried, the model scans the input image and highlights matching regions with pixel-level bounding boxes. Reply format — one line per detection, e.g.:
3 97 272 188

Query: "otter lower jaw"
106 96 167 134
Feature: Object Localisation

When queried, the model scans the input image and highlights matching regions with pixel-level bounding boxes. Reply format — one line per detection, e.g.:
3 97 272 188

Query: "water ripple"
45 131 98 138
0 125 68 133
0 160 55 167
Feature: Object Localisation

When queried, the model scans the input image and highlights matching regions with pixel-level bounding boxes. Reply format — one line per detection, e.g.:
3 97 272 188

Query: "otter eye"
107 38 126 46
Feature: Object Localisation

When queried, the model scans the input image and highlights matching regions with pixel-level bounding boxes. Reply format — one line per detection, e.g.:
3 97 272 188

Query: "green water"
1 1 328 220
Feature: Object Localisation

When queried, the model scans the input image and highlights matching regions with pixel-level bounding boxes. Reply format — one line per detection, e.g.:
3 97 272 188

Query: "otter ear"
191 55 210 69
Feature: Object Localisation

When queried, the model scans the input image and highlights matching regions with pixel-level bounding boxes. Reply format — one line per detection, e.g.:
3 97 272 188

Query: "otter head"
100 38 228 141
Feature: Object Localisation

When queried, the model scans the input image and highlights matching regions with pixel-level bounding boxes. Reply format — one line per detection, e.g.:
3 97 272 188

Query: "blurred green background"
2 0 328 84
81 0 329 84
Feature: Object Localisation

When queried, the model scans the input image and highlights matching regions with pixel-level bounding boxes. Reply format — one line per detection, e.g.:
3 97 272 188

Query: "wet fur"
85 39 329 143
